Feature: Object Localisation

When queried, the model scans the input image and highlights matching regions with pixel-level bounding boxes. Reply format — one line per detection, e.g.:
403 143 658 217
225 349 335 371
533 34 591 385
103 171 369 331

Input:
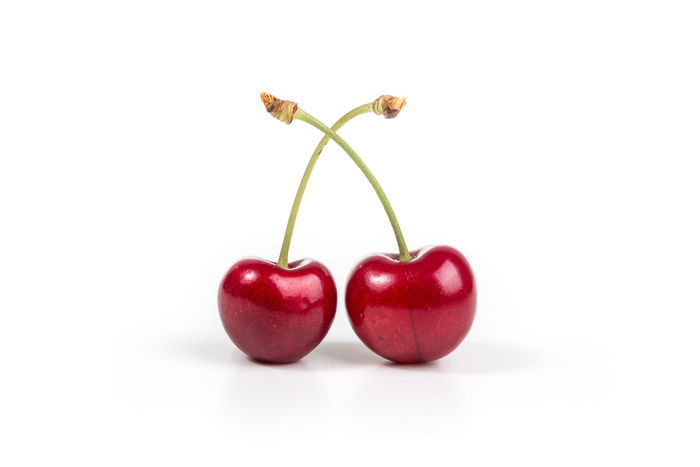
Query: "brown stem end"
372 95 407 119
260 92 298 124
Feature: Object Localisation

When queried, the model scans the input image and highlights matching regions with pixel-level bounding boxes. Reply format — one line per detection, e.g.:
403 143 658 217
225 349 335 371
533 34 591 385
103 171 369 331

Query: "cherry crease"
346 245 476 363
218 258 336 363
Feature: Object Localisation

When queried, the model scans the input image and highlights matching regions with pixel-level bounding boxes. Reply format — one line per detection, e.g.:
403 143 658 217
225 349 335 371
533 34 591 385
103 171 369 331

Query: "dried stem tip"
372 95 407 119
260 92 298 124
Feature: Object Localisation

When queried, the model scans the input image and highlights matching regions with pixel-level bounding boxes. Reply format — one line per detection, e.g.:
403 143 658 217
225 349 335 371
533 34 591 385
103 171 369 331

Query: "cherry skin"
218 258 336 363
345 245 476 363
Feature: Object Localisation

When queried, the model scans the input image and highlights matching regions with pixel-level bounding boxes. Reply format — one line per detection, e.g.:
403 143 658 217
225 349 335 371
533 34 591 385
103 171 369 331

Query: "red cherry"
346 245 476 363
218 258 336 363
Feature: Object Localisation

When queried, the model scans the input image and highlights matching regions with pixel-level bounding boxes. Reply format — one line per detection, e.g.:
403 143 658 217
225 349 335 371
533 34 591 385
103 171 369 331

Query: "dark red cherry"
218 258 336 363
345 245 476 363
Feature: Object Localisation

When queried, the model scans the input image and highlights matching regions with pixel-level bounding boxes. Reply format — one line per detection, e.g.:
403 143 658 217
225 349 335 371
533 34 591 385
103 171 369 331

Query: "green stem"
278 103 374 268
294 108 412 262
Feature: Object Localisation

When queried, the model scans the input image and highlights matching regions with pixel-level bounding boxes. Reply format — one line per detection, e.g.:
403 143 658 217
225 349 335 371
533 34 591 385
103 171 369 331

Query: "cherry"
346 246 476 363
218 258 336 363
218 94 406 363
262 93 477 363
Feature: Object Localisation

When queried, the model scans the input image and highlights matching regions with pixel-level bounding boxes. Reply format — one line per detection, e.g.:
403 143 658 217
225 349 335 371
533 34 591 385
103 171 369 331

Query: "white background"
1 1 699 465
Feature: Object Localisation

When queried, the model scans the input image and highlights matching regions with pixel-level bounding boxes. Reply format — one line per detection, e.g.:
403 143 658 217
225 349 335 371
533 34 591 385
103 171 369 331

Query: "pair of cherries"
218 93 476 364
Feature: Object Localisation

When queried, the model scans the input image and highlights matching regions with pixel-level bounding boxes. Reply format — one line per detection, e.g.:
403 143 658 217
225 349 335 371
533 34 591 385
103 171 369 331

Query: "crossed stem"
267 94 412 267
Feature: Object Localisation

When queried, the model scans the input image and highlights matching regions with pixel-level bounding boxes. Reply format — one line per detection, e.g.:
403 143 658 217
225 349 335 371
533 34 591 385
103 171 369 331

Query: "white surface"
1 1 699 465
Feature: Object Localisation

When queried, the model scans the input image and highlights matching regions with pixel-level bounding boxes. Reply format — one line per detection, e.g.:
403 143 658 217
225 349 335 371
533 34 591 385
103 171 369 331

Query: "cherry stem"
278 103 374 268
293 109 412 262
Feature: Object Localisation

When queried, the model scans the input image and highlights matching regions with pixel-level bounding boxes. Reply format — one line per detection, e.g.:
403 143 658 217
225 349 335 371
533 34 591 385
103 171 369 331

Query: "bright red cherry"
345 245 476 363
218 258 336 363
